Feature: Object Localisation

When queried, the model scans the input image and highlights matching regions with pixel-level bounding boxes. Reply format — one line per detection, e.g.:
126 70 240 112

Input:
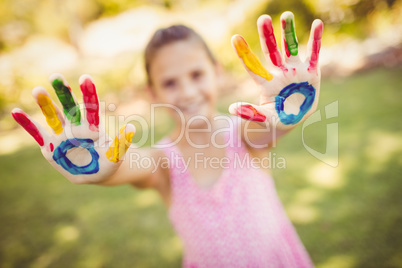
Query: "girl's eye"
162 79 176 89
191 70 204 80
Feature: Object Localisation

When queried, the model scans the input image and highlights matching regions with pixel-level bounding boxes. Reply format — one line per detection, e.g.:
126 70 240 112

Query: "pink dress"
157 116 313 268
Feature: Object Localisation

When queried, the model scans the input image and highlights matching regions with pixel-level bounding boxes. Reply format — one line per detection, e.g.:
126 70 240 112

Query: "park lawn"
0 66 401 267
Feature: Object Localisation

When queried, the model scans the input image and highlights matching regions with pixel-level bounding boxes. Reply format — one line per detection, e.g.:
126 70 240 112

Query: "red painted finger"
79 75 99 131
307 19 323 72
236 104 266 122
257 15 285 69
229 102 277 124
11 108 47 146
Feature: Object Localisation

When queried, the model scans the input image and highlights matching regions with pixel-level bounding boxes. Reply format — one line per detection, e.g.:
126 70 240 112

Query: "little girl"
12 11 323 267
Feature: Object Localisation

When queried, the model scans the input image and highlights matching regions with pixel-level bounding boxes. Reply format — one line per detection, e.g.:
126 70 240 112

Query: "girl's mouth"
180 101 207 115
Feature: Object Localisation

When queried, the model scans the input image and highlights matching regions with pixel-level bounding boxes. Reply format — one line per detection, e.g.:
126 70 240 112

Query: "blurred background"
0 0 401 267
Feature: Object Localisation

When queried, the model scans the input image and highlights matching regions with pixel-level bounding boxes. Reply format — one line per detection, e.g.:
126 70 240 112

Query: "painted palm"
11 74 135 184
229 12 324 130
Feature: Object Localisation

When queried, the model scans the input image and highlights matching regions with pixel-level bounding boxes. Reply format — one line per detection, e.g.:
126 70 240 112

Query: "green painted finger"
282 13 298 57
50 74 81 125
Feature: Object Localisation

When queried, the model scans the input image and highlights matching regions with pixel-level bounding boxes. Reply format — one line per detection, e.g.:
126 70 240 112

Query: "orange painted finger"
232 35 273 81
33 87 64 135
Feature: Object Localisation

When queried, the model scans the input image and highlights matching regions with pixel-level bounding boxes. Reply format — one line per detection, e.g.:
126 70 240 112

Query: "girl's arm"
231 12 323 152
239 120 289 152
96 147 169 189
11 73 166 189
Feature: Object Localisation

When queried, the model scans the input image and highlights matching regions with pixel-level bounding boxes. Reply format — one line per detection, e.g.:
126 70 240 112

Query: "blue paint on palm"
275 82 315 125
53 138 99 175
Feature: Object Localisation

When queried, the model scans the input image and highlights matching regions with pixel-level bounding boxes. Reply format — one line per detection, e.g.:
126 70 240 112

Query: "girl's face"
149 39 219 124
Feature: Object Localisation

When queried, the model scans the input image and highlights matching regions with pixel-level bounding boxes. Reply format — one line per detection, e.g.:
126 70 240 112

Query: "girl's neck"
169 113 222 148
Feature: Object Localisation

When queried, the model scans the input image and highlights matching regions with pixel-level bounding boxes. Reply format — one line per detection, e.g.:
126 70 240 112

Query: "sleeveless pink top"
157 116 313 268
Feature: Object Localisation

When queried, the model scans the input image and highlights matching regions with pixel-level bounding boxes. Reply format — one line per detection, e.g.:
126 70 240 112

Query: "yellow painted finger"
233 35 273 81
37 93 63 135
106 125 135 163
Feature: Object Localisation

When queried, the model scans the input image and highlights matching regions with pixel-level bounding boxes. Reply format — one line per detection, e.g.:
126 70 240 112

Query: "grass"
1 66 402 267
273 66 402 268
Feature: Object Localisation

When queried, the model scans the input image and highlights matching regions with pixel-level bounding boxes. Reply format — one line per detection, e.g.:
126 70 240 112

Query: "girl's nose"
180 80 198 100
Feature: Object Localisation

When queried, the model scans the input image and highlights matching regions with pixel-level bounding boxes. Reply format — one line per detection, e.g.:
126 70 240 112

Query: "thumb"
228 102 276 124
105 124 136 163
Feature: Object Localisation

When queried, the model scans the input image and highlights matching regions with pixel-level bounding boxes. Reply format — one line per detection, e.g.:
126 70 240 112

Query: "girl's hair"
144 25 216 85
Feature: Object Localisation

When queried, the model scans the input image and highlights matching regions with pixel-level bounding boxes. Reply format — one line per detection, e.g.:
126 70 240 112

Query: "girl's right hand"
230 12 323 131
11 74 135 184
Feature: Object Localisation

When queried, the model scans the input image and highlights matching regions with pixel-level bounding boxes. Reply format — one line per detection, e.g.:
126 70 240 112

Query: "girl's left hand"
229 11 323 131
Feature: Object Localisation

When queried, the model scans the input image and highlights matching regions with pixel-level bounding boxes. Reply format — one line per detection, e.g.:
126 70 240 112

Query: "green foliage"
1 0 400 52
94 0 143 16
233 0 402 52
